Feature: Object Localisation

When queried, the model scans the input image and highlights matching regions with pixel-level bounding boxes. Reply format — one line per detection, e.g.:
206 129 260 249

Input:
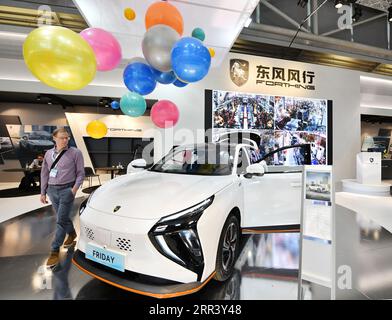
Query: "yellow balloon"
23 26 97 91
209 48 215 58
86 120 108 139
124 8 136 21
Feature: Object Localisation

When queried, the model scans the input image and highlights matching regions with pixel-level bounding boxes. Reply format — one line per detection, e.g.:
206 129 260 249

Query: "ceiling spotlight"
352 4 362 22
335 0 344 9
297 0 309 8
36 95 41 102
388 7 392 22
47 100 52 105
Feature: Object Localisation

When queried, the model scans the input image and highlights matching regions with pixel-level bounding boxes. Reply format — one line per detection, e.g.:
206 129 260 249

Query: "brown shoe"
63 232 77 248
46 251 59 267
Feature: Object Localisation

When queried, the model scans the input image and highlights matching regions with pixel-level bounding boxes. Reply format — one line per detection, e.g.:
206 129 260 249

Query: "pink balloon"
80 28 122 71
151 100 179 128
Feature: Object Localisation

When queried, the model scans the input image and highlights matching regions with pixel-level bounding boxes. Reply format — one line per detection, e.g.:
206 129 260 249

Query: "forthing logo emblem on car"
113 206 121 213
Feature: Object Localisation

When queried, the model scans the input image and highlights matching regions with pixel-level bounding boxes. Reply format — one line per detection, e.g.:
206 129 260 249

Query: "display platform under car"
73 142 306 298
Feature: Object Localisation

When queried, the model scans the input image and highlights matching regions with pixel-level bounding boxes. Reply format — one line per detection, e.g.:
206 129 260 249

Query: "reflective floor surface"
334 208 392 300
0 197 300 300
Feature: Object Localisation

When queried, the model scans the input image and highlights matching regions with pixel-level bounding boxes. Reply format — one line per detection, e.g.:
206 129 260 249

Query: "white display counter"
341 179 391 197
335 191 392 234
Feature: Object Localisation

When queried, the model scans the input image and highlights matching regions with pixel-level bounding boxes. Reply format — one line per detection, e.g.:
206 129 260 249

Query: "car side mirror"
259 160 268 173
244 163 265 179
127 159 147 174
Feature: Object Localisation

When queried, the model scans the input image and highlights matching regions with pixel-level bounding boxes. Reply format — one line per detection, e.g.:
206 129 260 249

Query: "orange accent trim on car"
72 258 216 299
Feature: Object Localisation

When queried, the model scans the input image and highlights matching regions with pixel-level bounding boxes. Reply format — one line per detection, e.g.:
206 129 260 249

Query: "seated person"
20 154 44 189
29 154 44 169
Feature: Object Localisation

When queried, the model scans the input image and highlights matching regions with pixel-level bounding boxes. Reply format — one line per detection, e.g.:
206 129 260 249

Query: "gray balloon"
142 24 179 72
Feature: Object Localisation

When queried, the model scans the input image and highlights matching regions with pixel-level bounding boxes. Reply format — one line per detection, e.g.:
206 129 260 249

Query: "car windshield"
149 144 236 176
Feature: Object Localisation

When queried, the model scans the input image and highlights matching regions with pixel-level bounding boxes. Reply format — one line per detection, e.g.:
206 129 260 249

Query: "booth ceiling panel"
73 0 259 67
0 5 88 32
1 0 79 13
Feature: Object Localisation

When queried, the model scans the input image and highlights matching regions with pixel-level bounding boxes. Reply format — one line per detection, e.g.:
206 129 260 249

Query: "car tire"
214 214 240 282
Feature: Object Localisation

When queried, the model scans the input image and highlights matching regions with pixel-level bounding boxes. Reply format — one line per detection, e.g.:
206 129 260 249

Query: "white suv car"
73 143 304 298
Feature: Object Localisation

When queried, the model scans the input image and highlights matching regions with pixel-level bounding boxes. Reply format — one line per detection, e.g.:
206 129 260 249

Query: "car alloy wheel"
222 222 237 272
214 214 240 282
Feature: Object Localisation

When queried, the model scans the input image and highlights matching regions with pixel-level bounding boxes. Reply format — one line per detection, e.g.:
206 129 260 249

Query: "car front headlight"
148 196 214 281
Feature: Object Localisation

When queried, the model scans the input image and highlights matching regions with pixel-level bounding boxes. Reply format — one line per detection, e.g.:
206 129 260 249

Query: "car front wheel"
214 214 240 282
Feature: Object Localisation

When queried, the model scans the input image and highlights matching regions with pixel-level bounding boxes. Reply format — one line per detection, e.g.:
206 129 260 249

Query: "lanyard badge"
50 168 58 178
50 149 65 178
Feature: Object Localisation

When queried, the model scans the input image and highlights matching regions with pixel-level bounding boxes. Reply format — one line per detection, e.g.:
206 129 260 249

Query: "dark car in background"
19 131 54 153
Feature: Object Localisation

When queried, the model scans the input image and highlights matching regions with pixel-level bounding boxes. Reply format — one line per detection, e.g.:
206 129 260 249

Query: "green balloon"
120 91 146 117
191 28 205 42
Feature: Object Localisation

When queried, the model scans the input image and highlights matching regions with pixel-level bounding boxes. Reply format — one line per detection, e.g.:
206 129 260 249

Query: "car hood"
88 171 234 220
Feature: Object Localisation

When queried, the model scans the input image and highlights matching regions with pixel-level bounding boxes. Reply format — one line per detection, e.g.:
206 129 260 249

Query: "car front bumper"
77 205 202 284
72 250 215 299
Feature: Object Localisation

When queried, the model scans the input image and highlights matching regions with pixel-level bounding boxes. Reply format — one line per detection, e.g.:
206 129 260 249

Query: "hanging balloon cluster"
121 1 214 128
22 1 214 137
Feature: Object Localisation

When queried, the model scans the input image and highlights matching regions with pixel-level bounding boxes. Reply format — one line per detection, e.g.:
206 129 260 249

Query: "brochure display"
299 165 334 299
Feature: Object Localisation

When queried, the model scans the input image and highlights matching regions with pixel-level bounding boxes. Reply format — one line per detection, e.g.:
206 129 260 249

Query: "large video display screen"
209 89 330 165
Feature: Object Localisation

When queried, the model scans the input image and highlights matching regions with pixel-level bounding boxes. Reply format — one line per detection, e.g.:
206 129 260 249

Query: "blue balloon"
151 68 176 84
123 62 157 95
171 37 211 83
111 100 120 110
173 78 188 87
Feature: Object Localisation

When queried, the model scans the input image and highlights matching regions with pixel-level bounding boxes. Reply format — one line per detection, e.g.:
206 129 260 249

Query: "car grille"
82 225 133 253
115 237 132 252
84 227 95 241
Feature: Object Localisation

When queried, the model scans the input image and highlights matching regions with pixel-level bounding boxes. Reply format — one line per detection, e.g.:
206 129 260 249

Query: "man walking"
40 128 85 267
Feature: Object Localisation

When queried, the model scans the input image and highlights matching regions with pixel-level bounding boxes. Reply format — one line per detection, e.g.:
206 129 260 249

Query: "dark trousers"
47 182 76 252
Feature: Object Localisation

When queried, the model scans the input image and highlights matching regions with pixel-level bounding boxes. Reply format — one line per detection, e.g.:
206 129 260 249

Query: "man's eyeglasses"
54 136 70 140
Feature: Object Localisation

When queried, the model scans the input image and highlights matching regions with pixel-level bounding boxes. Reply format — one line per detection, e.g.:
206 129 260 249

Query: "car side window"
244 146 262 165
262 145 309 166
236 148 250 175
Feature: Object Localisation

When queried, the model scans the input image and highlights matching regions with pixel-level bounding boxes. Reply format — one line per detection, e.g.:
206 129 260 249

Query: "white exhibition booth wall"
0 52 362 183
65 113 158 169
